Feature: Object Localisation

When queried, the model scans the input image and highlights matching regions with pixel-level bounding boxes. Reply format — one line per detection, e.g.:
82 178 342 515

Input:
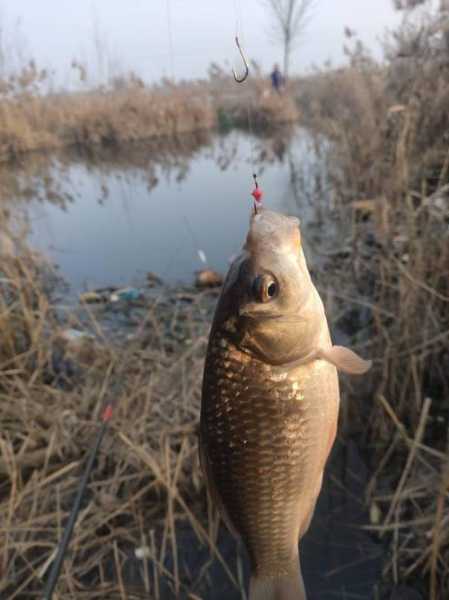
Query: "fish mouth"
239 307 305 323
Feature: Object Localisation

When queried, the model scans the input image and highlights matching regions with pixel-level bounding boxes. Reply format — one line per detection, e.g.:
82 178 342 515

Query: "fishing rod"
42 403 113 600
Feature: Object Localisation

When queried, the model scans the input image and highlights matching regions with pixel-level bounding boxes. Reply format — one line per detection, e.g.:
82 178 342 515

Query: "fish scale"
201 331 338 578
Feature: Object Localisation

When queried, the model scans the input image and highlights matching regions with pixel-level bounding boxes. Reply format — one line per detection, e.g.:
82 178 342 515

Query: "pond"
4 126 336 295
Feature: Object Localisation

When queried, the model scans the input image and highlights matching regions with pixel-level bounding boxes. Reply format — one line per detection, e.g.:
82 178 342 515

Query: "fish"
200 208 371 600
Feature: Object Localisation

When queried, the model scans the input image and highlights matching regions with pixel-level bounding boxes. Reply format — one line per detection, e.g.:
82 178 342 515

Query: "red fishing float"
251 173 263 212
251 186 263 203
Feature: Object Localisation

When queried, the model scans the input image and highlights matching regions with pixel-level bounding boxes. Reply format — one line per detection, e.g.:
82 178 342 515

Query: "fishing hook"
232 36 249 83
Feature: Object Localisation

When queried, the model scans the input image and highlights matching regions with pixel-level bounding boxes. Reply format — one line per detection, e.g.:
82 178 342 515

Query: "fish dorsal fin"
318 345 372 375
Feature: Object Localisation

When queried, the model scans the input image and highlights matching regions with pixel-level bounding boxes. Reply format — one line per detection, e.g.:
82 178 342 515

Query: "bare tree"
262 0 314 81
392 0 426 10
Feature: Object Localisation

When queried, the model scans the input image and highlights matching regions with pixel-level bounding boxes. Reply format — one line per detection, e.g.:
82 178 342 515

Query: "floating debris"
198 249 208 264
109 287 142 303
146 271 164 287
58 328 94 347
195 269 223 288
79 290 108 304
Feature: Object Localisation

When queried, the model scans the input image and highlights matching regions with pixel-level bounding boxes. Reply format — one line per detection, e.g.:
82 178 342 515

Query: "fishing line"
233 0 242 39
165 0 175 80
232 0 263 214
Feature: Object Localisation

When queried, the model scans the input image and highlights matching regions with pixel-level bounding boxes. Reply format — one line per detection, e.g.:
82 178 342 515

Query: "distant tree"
262 0 314 81
392 0 426 9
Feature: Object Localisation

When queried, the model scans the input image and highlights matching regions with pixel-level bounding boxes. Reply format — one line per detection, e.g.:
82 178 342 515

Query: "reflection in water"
3 127 337 293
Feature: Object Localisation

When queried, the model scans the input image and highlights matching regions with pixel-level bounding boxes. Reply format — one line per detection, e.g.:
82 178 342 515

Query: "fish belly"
201 335 339 577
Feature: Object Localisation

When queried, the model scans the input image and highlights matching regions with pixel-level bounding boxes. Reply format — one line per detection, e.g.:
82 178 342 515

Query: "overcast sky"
1 1 404 87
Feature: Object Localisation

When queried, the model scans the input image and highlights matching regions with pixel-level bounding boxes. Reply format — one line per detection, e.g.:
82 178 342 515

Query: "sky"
0 0 404 88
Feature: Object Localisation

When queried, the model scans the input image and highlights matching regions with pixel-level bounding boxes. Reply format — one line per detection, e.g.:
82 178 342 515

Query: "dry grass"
0 62 299 163
208 62 299 132
297 9 449 598
0 213 245 597
0 76 216 163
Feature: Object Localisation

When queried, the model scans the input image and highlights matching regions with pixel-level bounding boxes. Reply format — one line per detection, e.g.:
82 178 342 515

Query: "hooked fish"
200 208 371 600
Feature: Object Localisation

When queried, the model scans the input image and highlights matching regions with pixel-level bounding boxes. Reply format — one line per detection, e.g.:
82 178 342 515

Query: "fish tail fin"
249 566 306 600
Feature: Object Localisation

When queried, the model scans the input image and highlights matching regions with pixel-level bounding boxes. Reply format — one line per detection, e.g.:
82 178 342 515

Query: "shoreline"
0 77 300 165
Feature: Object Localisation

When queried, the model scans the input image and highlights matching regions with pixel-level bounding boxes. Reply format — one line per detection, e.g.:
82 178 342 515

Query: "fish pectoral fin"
318 345 372 375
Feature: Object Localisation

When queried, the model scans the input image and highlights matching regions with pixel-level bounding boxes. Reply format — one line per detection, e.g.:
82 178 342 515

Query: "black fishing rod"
42 404 113 600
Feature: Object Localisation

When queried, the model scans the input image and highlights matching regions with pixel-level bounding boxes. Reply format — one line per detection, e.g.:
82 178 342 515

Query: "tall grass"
298 8 449 597
0 71 216 162
0 235 231 597
0 58 299 164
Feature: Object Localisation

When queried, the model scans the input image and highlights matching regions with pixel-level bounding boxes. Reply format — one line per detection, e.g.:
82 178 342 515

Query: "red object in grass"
251 186 263 203
102 404 113 422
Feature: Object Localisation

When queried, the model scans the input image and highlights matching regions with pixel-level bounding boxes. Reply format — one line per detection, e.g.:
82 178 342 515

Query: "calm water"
7 127 333 292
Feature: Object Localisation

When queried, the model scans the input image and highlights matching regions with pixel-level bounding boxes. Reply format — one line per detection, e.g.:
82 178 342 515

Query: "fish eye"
267 281 277 297
252 274 279 303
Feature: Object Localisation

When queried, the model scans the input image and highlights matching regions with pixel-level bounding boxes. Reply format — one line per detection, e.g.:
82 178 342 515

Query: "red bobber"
251 187 263 203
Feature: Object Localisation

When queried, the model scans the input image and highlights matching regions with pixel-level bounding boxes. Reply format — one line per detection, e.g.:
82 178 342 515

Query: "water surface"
5 127 333 293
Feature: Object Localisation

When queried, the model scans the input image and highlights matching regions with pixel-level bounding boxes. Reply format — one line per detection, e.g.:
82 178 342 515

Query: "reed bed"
0 236 239 598
0 63 299 164
209 65 299 131
297 10 449 598
0 78 215 163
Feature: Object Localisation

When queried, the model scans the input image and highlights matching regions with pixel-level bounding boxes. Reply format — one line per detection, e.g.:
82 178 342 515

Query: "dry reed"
0 61 299 164
297 8 449 598
0 240 237 597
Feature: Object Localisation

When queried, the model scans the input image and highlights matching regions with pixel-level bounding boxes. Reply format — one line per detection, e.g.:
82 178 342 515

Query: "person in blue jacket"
270 64 284 93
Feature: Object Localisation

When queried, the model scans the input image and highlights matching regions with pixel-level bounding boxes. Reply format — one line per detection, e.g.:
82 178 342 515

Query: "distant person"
270 64 284 94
